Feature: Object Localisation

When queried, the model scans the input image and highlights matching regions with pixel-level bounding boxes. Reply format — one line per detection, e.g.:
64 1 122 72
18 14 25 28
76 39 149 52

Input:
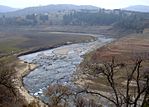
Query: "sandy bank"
14 60 48 107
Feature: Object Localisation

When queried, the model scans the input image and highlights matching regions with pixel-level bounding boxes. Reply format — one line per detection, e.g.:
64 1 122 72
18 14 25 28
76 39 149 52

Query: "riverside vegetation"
0 4 149 107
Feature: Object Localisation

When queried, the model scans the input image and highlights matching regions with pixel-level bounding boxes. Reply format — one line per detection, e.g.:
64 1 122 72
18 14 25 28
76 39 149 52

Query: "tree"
0 60 17 106
26 14 38 25
0 61 16 96
46 84 100 107
39 14 49 23
78 57 149 107
46 84 72 107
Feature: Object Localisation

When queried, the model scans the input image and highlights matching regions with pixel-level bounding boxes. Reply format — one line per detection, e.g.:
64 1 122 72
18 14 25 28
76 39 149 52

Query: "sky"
0 0 149 9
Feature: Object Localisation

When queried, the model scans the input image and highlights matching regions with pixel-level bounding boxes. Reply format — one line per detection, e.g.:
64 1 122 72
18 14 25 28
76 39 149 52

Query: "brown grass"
78 28 149 92
0 26 95 56
91 29 149 63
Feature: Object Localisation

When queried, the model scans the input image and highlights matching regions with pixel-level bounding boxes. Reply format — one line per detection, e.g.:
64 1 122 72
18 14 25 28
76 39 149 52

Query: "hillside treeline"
0 9 149 32
63 10 149 32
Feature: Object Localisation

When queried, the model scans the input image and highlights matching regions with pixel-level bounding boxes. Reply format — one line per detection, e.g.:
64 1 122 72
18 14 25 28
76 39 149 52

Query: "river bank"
18 35 113 105
14 60 48 106
73 31 149 106
8 32 98 107
11 33 97 106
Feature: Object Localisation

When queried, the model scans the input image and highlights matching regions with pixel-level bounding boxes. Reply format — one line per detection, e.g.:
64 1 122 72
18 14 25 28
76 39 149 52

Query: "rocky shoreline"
12 33 97 106
17 34 96 57
15 34 113 106
14 60 48 107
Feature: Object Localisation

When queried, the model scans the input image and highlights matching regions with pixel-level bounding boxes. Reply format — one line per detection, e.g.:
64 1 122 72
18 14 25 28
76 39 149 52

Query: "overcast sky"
0 0 149 9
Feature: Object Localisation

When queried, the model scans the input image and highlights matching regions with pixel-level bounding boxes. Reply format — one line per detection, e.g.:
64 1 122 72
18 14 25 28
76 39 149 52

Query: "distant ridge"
124 5 149 13
0 5 18 13
3 4 99 17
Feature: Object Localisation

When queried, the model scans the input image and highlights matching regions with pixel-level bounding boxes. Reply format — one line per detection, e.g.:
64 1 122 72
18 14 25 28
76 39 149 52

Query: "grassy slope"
91 28 149 62
77 28 149 92
0 25 128 57
0 26 96 56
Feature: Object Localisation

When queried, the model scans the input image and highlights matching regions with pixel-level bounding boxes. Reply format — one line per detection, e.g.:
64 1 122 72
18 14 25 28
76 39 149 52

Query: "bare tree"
0 61 16 96
46 84 72 107
74 96 100 107
74 96 86 107
46 83 101 107
0 60 17 107
78 57 149 107
45 56 148 107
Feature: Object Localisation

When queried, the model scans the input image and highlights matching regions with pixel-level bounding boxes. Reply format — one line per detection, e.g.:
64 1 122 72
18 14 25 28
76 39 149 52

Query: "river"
19 34 113 103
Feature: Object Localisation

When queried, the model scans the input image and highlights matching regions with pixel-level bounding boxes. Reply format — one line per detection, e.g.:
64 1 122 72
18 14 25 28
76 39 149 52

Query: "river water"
19 35 113 102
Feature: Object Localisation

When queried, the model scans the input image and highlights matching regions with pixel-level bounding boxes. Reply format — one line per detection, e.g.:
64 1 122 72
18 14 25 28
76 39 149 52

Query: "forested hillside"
63 9 149 32
0 7 149 33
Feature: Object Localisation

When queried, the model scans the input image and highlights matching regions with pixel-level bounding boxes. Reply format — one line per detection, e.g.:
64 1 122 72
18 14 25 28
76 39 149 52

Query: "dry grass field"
0 26 95 57
76 28 149 93
0 24 130 57
88 28 149 63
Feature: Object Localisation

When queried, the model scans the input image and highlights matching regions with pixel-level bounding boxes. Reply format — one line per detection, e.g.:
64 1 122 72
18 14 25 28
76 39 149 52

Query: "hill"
4 4 99 17
0 5 18 13
124 5 149 13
